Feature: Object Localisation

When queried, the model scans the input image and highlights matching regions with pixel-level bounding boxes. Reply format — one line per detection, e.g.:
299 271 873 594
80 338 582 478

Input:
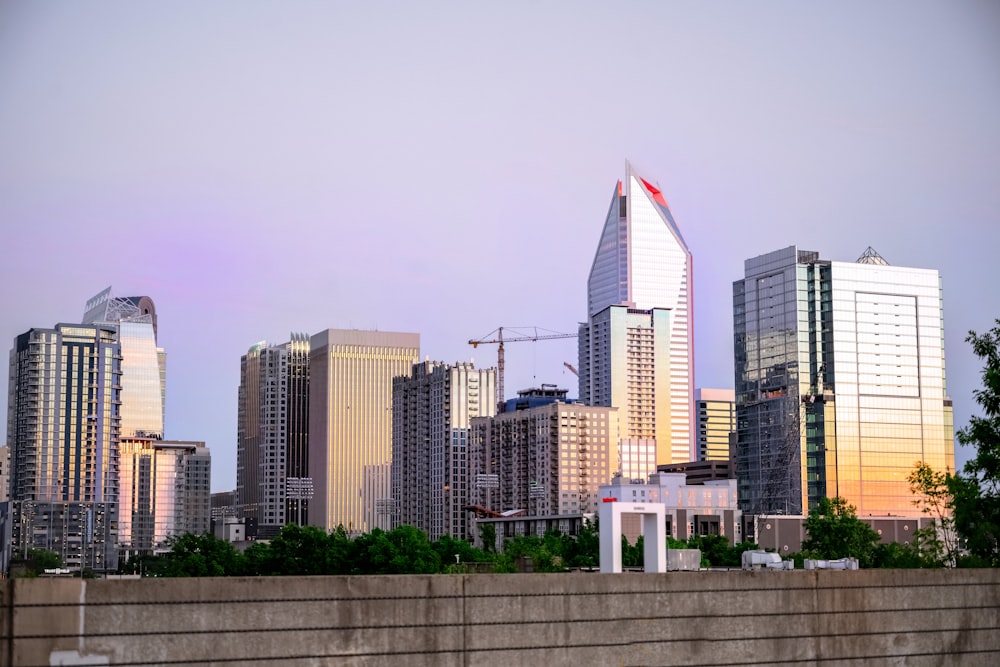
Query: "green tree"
567 519 599 568
266 524 333 575
432 534 491 571
802 497 880 567
11 548 63 578
479 523 497 553
953 322 1000 566
156 533 244 577
362 526 441 574
907 462 955 566
242 540 274 576
872 541 925 569
621 535 644 568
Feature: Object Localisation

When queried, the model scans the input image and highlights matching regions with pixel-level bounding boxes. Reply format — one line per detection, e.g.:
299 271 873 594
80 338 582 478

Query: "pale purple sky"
1 2 998 492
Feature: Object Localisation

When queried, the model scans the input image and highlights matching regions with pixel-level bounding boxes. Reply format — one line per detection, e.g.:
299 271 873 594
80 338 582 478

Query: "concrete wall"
3 569 999 666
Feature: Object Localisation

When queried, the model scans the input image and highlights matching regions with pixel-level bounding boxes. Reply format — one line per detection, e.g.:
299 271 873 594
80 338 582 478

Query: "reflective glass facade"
581 162 694 465
118 321 164 439
119 439 211 556
733 247 954 516
7 324 122 571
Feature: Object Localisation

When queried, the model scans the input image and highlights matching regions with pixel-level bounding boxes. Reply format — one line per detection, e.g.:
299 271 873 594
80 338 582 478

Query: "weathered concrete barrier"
3 569 999 666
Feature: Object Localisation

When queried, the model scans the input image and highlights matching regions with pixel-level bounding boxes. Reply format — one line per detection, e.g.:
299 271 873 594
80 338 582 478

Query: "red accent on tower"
639 177 669 208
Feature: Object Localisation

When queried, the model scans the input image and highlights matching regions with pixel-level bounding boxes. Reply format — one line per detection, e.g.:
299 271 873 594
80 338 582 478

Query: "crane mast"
468 326 578 411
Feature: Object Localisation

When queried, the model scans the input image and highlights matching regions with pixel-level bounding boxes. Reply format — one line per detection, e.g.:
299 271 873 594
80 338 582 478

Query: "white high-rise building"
579 161 694 467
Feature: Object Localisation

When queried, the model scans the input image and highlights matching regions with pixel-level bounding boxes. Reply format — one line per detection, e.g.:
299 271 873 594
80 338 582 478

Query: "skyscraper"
733 246 955 516
8 323 122 571
308 329 419 533
236 335 310 538
579 161 694 467
391 361 496 541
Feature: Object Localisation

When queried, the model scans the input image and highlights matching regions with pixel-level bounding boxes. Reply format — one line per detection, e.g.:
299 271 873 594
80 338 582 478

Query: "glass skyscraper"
83 287 166 437
579 161 694 467
733 246 955 516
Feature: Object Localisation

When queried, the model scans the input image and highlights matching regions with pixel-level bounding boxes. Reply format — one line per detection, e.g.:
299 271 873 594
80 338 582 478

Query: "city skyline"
1 3 997 492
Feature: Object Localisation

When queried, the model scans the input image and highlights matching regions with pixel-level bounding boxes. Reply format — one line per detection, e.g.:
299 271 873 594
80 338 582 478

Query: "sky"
1 1 998 493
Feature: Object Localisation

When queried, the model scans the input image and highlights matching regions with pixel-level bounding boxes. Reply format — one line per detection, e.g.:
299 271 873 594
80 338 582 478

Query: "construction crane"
469 326 578 410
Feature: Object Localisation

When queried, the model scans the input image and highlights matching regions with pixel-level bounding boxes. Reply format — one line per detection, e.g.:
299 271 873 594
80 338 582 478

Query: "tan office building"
308 329 419 533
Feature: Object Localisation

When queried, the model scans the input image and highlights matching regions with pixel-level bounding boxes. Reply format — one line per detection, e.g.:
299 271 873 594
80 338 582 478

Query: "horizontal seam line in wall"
13 646 1000 667
15 622 1000 641
14 581 994 607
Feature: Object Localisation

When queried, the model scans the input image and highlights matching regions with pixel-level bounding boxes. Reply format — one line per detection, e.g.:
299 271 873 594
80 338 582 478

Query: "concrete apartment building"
470 388 618 519
391 361 496 541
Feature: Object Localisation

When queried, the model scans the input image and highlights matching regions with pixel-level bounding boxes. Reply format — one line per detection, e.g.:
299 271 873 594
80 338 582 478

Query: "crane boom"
468 326 577 411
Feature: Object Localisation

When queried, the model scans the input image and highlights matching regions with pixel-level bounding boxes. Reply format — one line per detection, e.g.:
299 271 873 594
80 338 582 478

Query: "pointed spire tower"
579 161 694 469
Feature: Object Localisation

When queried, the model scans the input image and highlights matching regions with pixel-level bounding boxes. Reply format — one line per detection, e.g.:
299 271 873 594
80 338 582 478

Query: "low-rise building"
599 472 743 545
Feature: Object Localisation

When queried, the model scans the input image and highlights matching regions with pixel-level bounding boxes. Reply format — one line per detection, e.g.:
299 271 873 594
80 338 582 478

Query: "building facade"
695 388 736 462
733 246 955 516
579 161 694 466
580 305 671 479
308 329 419 533
82 287 166 437
599 472 743 544
118 439 211 557
236 335 310 538
391 361 496 541
7 323 122 571
470 390 618 518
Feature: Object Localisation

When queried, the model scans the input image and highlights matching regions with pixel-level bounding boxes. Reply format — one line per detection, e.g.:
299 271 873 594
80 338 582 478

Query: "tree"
479 523 496 553
907 461 956 566
266 524 333 575
362 526 440 574
11 549 63 578
952 321 1000 566
156 533 244 577
567 519 599 568
801 497 880 567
